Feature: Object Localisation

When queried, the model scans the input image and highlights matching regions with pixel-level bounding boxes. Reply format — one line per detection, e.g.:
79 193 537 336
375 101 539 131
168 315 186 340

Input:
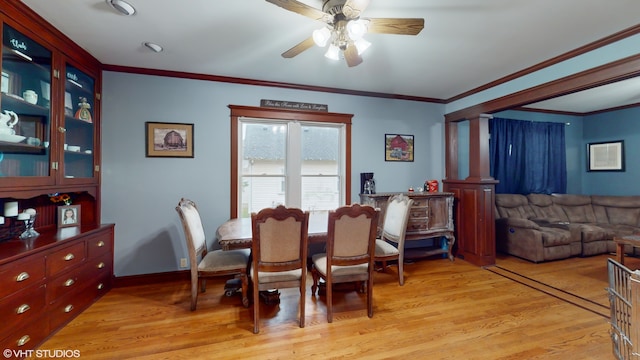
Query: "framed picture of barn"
145 122 194 158
385 134 414 162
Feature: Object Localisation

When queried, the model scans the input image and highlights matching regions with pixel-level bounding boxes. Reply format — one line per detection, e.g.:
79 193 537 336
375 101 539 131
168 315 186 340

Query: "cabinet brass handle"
16 304 31 314
97 283 104 290
97 240 105 247
64 278 75 287
64 253 75 261
64 304 74 313
16 272 30 282
97 262 105 269
58 126 66 133
17 335 30 347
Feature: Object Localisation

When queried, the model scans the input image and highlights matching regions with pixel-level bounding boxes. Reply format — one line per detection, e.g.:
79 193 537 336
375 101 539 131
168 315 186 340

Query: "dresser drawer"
87 233 113 259
409 207 428 219
0 284 46 339
407 219 428 233
47 242 86 277
0 256 46 300
49 284 96 331
411 198 428 207
0 315 49 352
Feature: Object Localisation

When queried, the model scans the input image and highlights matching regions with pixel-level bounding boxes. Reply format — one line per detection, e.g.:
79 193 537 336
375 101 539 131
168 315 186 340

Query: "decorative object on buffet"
360 172 375 194
58 204 80 228
425 180 439 192
4 201 18 217
0 109 24 143
1 201 23 242
75 97 92 122
49 192 73 205
18 208 39 239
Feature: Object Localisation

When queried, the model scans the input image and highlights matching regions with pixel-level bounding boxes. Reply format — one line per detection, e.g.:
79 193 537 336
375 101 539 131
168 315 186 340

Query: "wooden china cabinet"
0 0 113 352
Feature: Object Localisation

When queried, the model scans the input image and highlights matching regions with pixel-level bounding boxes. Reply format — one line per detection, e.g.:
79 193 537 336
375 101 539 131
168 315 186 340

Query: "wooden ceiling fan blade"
342 0 370 19
281 36 316 58
344 45 363 67
367 18 424 35
266 0 332 23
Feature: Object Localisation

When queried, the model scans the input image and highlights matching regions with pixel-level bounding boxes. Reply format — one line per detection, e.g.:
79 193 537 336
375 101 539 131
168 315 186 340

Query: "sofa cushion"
495 194 532 219
592 196 640 226
540 227 571 247
527 193 567 222
605 207 640 227
552 194 596 223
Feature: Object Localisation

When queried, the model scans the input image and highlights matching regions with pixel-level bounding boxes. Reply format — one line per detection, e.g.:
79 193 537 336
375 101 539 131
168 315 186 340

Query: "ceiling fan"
266 0 424 67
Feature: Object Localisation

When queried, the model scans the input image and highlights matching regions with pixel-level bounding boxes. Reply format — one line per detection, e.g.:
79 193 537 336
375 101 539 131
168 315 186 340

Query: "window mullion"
288 122 302 207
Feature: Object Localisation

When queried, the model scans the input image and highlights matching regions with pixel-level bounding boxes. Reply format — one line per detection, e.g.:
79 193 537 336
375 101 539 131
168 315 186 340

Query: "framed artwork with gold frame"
145 122 194 158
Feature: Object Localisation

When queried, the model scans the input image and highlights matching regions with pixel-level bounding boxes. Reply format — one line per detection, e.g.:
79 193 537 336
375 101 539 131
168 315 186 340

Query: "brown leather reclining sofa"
495 193 640 262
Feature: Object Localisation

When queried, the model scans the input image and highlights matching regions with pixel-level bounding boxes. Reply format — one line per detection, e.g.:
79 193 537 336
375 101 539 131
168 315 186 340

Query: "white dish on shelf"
0 133 26 143
67 145 81 152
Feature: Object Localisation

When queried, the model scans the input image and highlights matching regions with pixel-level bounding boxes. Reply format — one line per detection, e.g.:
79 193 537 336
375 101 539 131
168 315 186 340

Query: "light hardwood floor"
39 255 621 359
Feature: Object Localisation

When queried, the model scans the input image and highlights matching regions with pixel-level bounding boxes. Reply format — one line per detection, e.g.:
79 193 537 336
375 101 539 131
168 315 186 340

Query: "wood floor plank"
38 257 616 359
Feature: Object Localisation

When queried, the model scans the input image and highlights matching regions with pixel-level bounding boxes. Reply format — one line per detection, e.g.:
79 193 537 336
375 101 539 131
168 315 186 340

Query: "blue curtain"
489 117 566 194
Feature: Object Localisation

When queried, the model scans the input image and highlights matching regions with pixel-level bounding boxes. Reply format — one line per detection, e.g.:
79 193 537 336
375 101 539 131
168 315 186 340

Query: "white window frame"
237 117 346 217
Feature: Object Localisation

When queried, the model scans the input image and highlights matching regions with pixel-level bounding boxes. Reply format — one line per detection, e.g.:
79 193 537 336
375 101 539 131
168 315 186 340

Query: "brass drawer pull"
17 335 30 347
97 240 105 247
97 283 104 290
64 304 74 313
64 253 75 261
64 278 75 287
16 272 30 282
97 262 105 269
16 304 31 314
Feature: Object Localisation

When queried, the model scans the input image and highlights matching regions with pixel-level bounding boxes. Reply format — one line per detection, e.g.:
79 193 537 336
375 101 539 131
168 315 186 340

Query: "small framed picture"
58 205 81 228
587 140 625 171
385 134 414 162
145 122 194 158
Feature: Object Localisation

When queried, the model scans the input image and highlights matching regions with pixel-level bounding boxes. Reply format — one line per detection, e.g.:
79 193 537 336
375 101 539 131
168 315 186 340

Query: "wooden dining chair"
176 198 250 310
311 203 379 323
374 194 414 285
250 205 309 334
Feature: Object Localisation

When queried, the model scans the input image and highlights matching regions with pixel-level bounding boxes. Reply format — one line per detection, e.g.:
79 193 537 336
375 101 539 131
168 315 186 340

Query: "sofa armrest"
496 217 540 230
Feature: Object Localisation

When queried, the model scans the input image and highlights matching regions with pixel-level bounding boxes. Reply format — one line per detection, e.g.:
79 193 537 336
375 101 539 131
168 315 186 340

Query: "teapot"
0 110 18 135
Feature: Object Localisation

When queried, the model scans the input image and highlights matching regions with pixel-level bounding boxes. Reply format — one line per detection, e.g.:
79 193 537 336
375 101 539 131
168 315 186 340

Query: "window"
229 105 352 219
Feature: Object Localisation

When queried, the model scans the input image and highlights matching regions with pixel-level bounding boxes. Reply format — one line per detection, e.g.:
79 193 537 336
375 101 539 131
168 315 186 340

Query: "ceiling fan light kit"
106 0 136 16
266 0 424 67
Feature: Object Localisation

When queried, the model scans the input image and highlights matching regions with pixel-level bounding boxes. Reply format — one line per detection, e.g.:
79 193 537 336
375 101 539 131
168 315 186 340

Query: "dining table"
216 211 330 250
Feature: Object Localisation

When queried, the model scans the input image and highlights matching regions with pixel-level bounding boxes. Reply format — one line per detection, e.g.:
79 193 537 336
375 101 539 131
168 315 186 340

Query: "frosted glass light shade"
313 27 332 47
324 44 340 60
355 38 371 55
347 19 368 40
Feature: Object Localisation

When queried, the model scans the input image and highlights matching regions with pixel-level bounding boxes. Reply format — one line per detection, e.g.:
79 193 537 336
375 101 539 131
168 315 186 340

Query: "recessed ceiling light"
106 0 136 16
143 42 163 53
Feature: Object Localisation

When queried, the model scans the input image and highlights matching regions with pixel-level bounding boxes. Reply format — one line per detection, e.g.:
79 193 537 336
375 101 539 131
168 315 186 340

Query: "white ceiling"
19 0 640 113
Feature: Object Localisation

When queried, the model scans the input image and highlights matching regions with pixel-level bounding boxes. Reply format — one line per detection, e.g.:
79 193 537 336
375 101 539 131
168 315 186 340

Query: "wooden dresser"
359 192 455 260
0 224 114 351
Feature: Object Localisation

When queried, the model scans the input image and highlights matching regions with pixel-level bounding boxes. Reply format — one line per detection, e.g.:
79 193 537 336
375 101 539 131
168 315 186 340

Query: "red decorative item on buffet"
427 180 439 192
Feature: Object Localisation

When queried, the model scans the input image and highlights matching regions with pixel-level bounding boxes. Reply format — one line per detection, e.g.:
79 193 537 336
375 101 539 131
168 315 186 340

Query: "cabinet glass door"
62 64 95 180
0 24 51 179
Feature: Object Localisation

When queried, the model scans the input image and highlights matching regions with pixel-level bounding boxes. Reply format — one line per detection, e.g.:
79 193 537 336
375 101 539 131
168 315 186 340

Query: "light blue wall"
583 107 640 195
101 71 445 276
493 110 584 194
